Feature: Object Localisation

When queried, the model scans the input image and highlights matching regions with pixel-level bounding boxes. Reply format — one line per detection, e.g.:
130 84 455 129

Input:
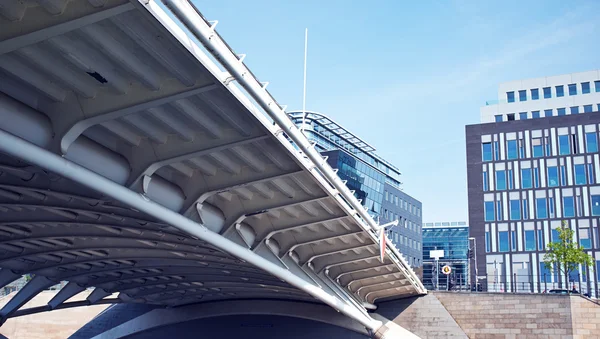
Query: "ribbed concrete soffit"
0 0 424 324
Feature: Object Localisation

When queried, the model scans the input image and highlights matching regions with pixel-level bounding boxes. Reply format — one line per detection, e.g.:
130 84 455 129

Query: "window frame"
568 83 577 96
543 87 552 98
582 82 591 94
531 88 539 100
507 91 515 103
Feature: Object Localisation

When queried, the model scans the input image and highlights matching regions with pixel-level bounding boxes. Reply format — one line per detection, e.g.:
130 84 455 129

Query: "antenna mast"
301 28 308 132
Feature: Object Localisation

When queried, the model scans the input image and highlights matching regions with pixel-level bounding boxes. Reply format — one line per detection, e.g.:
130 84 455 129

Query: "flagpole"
301 28 308 132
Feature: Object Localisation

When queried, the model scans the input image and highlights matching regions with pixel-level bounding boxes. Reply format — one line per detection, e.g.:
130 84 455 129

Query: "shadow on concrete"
374 295 422 320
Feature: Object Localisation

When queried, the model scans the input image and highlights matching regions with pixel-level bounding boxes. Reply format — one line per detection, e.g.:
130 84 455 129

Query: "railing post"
578 273 582 294
544 274 547 293
513 273 517 293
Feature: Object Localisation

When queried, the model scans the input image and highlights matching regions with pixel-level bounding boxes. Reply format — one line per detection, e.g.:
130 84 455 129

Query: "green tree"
544 221 593 290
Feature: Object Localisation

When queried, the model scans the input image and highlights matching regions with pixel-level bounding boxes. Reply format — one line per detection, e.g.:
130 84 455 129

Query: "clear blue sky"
192 0 600 222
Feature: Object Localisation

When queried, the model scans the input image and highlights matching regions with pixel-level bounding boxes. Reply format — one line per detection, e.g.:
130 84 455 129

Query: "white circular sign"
441 265 452 275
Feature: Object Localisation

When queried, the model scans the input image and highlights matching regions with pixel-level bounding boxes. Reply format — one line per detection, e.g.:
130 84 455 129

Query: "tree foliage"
544 221 593 288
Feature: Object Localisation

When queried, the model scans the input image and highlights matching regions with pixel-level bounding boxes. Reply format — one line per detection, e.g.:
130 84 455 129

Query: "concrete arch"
90 299 370 338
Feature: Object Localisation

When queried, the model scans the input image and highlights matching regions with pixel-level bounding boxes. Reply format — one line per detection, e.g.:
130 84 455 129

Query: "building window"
525 230 535 251
496 201 503 221
518 139 524 158
544 109 552 117
540 262 552 282
482 142 492 161
588 164 595 183
556 85 564 97
521 168 532 189
584 105 593 113
544 136 551 156
557 108 566 116
507 113 515 121
563 196 575 217
519 112 527 120
531 88 539 100
549 197 555 218
568 83 577 96
522 199 528 219
537 229 544 251
532 138 543 157
493 141 500 160
536 198 547 218
510 230 516 251
485 232 490 252
532 110 540 118
483 172 489 191
510 200 521 220
507 91 515 103
560 165 567 186
484 201 494 221
582 82 591 94
499 231 509 252
558 135 570 155
508 169 514 189
586 132 598 153
543 87 552 98
507 140 518 159
595 80 600 92
570 106 579 114
495 115 503 122
519 90 527 102
575 164 586 185
385 191 389 201
591 194 600 216
534 167 540 188
496 170 506 190
552 228 560 243
548 166 559 187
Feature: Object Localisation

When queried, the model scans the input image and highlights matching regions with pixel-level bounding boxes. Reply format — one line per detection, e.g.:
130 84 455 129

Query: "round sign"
441 265 452 275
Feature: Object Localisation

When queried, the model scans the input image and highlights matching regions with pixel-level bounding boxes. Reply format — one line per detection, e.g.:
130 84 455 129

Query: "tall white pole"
301 28 308 132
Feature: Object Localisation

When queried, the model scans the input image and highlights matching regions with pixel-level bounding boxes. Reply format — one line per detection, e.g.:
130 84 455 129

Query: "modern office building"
421 222 470 290
289 111 423 267
467 70 600 296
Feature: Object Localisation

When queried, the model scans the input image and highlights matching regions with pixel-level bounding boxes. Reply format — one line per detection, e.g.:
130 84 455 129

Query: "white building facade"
480 70 600 123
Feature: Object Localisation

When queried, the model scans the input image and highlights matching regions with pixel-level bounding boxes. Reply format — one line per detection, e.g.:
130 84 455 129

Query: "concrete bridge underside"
0 0 425 337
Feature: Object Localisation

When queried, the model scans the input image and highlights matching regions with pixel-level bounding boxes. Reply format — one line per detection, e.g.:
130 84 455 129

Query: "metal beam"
336 264 397 283
346 272 402 290
282 228 360 255
0 275 54 323
0 128 379 330
303 244 376 266
189 169 304 215
48 282 85 309
221 195 330 237
129 135 270 186
0 269 20 288
317 253 381 274
0 1 134 54
60 82 219 154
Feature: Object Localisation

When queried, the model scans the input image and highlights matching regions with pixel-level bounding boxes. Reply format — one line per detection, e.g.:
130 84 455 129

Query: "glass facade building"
422 222 469 290
322 150 384 217
468 70 600 296
288 111 422 266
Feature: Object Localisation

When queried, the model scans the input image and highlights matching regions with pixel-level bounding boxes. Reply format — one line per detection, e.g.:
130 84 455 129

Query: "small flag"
379 226 386 263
